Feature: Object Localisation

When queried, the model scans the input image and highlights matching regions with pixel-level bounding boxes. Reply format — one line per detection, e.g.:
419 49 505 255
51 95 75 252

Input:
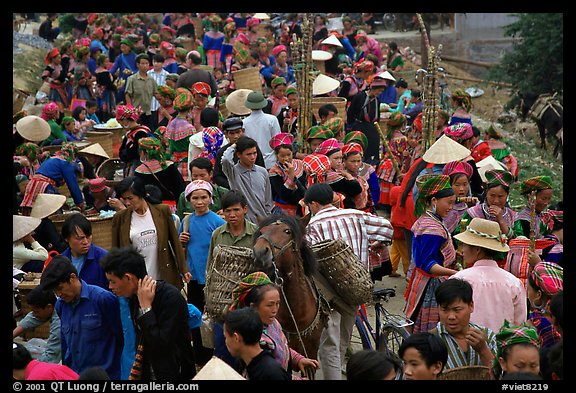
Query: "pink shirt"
25 360 79 380
451 259 527 333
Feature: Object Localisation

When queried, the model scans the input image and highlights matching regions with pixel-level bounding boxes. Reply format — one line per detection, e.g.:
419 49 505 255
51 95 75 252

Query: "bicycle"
353 287 413 359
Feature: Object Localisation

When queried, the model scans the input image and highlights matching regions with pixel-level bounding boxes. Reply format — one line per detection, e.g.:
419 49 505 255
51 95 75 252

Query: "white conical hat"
192 357 246 380
476 155 508 182
252 13 270 20
16 115 51 142
79 143 110 159
376 70 396 82
422 134 471 164
313 74 341 96
225 89 252 116
13 215 42 242
30 193 67 219
312 50 333 61
321 34 343 48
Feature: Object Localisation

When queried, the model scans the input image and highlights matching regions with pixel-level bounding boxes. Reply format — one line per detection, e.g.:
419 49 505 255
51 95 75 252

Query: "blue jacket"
62 244 109 290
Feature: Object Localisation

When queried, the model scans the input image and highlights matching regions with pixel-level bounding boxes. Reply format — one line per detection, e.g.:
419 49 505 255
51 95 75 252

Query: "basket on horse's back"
204 245 255 321
311 238 373 306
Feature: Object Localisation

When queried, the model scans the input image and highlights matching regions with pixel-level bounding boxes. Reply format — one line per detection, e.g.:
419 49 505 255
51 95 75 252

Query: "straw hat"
422 134 471 164
312 50 333 61
244 91 268 110
476 155 508 182
13 215 42 242
453 217 510 252
15 115 51 142
321 34 343 48
313 73 341 96
29 193 67 219
252 13 270 20
225 89 252 116
376 70 396 82
192 357 246 380
79 143 110 159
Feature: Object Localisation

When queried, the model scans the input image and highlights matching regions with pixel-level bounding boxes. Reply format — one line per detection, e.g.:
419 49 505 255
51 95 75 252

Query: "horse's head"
518 91 539 119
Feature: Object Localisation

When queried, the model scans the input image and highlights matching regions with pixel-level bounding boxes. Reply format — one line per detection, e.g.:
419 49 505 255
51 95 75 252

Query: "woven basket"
204 245 255 321
232 67 262 93
437 366 494 380
96 158 125 189
49 212 114 250
85 131 114 158
311 238 373 306
311 97 347 124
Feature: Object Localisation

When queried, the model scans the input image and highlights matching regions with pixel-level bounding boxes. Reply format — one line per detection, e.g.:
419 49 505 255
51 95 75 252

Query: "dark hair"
484 182 510 195
274 144 293 154
242 283 279 308
221 189 248 210
249 50 259 60
224 307 263 345
152 54 165 63
411 90 422 99
400 158 428 207
13 342 33 370
472 126 482 138
200 107 220 127
346 350 399 380
304 183 334 205
99 246 148 280
318 103 338 119
235 136 258 154
78 366 111 380
547 340 563 380
26 286 56 309
549 290 563 331
396 78 408 89
434 278 473 307
187 51 202 65
189 156 214 173
144 184 163 204
61 212 92 240
86 100 97 109
40 255 78 290
500 371 543 380
136 53 150 64
72 105 86 120
399 332 448 372
389 41 398 51
115 176 148 200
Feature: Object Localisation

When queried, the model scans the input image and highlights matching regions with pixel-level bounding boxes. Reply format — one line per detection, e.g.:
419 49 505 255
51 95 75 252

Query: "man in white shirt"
147 54 169 131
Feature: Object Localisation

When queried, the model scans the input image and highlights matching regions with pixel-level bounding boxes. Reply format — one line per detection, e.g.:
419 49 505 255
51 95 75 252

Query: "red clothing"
25 360 79 380
471 140 492 162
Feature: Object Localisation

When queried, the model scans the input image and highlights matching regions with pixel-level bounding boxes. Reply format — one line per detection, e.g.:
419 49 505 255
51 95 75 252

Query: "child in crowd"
85 100 101 124
72 105 95 138
399 332 448 380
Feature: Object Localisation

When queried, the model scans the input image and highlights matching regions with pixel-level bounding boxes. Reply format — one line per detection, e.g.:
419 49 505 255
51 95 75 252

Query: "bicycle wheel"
378 323 411 358
354 314 374 350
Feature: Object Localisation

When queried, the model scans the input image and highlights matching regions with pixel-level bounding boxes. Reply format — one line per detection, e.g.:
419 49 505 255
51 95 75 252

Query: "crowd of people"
12 12 562 382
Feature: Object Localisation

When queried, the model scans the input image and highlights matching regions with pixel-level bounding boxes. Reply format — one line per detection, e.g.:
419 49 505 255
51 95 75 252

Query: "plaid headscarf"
15 142 42 162
160 41 175 58
156 85 177 100
192 81 211 96
116 104 142 121
44 48 60 65
442 160 473 178
154 126 167 139
520 176 553 195
166 73 179 82
272 45 288 57
271 76 287 88
246 17 260 28
451 89 472 112
41 102 60 121
269 132 294 150
120 38 134 48
148 33 160 45
254 37 268 47
233 41 250 65
495 320 540 361
315 138 341 156
303 153 332 187
443 123 474 143
55 143 79 163
343 131 368 151
74 45 90 59
414 174 453 217
138 137 168 169
324 117 344 136
485 169 514 188
175 47 188 62
230 272 273 311
286 85 298 96
208 14 222 26
306 126 333 141
386 112 406 139
530 262 563 297
200 126 225 165
173 91 194 112
224 21 236 36
184 179 213 203
354 59 373 73
60 116 75 128
342 142 363 157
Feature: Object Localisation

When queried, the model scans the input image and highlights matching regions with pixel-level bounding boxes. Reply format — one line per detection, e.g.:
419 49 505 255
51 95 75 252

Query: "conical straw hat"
30 193 67 219
376 70 396 82
313 74 341 96
192 357 246 380
422 134 471 164
79 143 110 159
225 89 252 116
476 155 508 182
15 115 51 142
252 13 270 20
13 215 42 242
321 34 343 48
312 50 333 61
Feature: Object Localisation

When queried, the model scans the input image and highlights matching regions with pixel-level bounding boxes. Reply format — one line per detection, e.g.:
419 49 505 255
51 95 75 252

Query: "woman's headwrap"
55 142 79 163
272 44 288 57
41 102 60 121
442 160 473 178
495 320 540 361
520 176 553 195
60 116 75 127
154 126 167 139
191 81 211 96
166 73 180 83
451 89 473 112
173 90 194 112
96 53 107 66
285 85 298 96
342 142 363 157
91 27 104 40
386 112 406 138
271 76 287 89
175 47 188 62
315 138 341 156
414 174 453 217
485 124 503 139
156 85 177 100
530 262 563 297
44 48 60 65
342 131 368 151
324 117 344 137
120 38 134 48
160 41 175 58
208 14 222 26
138 137 168 169
148 33 160 45
74 45 90 59
443 123 474 143
246 17 260 28
60 40 72 53
269 132 294 150
485 169 514 189
185 179 214 204
230 271 273 311
116 104 142 121
236 32 250 45
224 21 236 36
306 126 333 141
15 142 42 162
354 30 368 42
199 126 225 165
88 177 107 193
354 59 374 73
303 153 332 187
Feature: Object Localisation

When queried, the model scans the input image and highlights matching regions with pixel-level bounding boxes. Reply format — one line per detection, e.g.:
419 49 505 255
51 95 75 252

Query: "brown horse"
252 214 329 376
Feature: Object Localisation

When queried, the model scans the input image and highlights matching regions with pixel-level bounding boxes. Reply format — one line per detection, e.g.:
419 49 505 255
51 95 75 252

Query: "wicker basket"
437 366 494 380
204 245 255 321
49 212 114 250
96 158 125 189
85 131 114 158
311 238 373 306
17 273 51 340
311 97 347 123
232 67 262 93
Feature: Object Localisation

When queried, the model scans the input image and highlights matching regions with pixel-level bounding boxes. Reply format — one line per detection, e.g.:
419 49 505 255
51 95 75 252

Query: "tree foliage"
488 13 563 96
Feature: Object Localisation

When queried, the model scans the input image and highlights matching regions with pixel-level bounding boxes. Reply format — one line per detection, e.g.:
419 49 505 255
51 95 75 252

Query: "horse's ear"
299 213 311 229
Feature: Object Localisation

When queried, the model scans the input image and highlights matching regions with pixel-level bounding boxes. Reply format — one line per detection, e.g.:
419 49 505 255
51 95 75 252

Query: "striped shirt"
305 206 393 267
434 321 498 369
147 68 169 111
